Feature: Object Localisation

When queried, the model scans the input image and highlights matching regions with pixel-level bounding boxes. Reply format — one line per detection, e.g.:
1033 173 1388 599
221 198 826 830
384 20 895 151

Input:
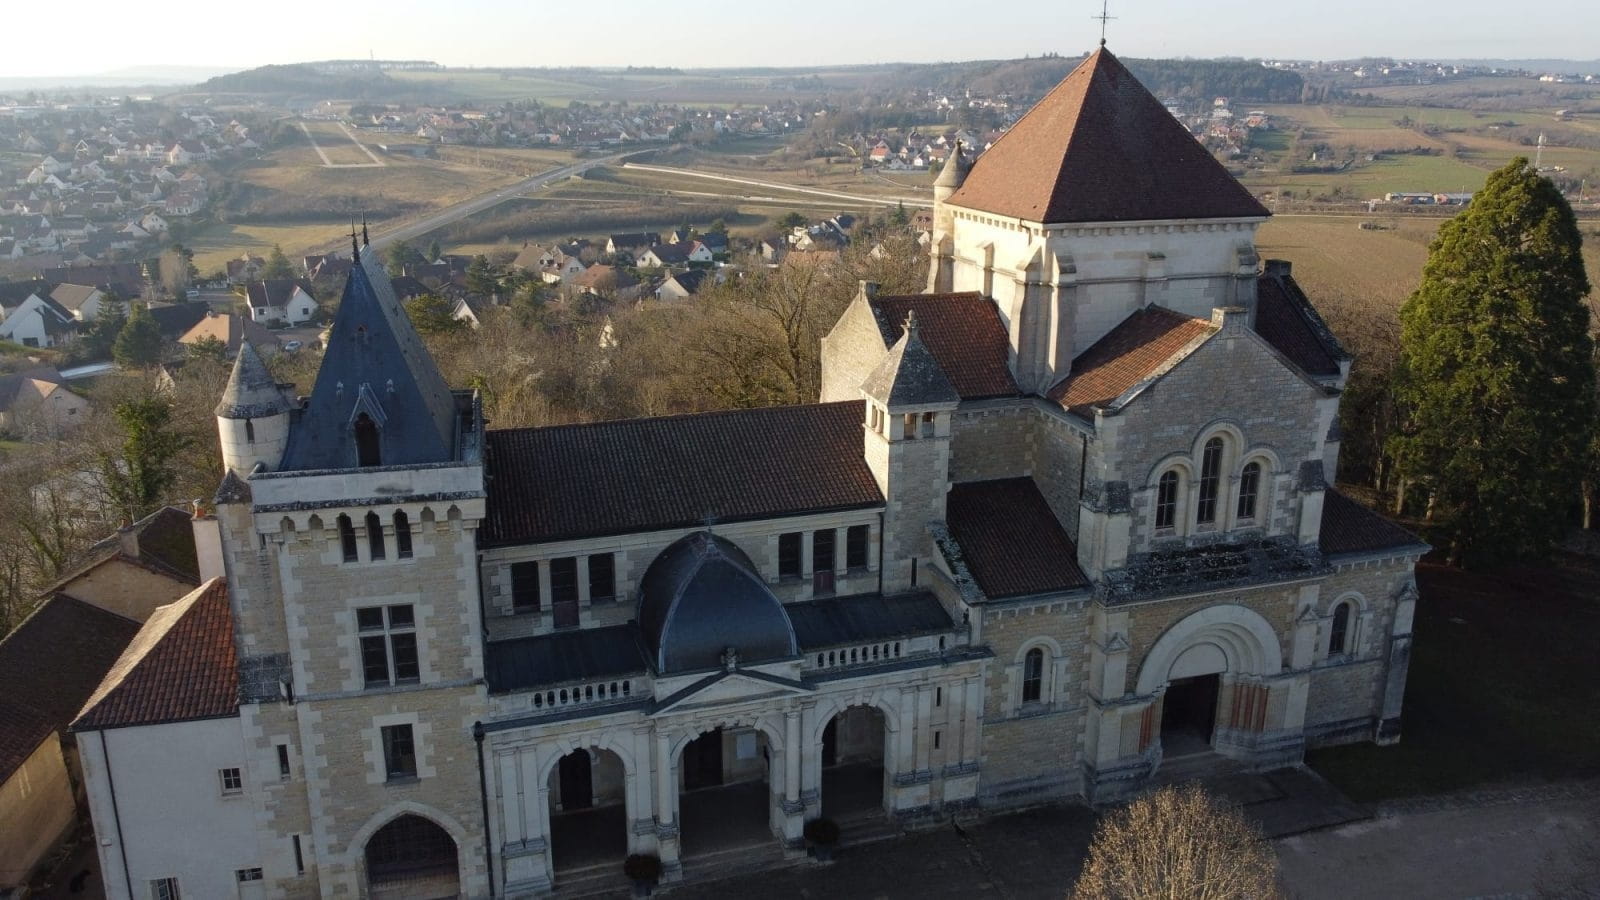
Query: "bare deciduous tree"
1072 784 1281 900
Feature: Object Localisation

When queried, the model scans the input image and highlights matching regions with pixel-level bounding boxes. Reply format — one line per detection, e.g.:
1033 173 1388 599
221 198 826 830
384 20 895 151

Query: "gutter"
474 722 495 898
99 730 134 900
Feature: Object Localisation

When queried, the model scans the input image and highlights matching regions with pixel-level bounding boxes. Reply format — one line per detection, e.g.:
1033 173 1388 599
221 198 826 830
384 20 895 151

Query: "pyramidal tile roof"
948 48 1271 224
72 579 237 732
279 253 460 470
215 339 287 419
861 310 960 408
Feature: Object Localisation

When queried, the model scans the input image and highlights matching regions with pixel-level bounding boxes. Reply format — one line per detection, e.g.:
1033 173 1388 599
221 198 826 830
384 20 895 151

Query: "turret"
215 339 290 476
860 310 961 591
927 142 970 293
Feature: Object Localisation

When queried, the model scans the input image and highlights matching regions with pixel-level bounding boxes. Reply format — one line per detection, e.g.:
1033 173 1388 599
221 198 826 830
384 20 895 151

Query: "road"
622 162 927 208
321 148 657 256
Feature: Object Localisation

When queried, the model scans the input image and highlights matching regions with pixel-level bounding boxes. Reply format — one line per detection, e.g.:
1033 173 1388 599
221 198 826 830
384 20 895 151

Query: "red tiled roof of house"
945 478 1090 598
0 596 139 780
482 402 884 546
73 579 237 731
948 49 1270 224
1048 306 1215 416
1254 269 1346 377
1319 490 1427 556
868 293 1019 400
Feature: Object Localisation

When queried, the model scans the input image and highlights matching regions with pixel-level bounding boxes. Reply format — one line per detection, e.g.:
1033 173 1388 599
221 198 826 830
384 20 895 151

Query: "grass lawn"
1308 552 1600 803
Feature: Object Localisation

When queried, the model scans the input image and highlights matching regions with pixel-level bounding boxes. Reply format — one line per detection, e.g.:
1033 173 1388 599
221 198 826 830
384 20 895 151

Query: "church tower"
214 339 290 476
934 48 1270 393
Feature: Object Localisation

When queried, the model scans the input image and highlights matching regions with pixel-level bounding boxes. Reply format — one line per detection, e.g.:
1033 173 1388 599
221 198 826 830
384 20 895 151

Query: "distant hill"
888 55 1305 104
195 64 428 99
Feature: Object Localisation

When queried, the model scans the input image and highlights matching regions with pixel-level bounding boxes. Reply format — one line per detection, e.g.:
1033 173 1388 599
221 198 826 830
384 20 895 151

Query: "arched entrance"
548 748 628 873
1136 605 1284 762
676 726 775 857
821 705 888 819
365 814 459 900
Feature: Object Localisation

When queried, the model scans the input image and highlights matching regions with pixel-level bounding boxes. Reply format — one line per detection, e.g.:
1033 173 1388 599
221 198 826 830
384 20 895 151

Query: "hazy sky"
8 0 1599 77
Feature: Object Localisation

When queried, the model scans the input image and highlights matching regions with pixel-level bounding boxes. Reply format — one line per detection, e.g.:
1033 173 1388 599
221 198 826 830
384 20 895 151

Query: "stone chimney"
191 500 227 583
116 524 140 560
857 280 879 303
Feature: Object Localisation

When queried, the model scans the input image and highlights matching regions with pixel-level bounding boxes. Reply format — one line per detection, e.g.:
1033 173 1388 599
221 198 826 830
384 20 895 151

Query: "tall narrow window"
381 724 417 780
846 524 869 570
1155 472 1179 530
244 418 255 444
1022 648 1044 703
588 553 615 603
358 604 419 687
292 835 304 874
1329 601 1352 656
365 511 385 561
277 744 291 781
921 411 935 437
1237 461 1261 521
354 413 380 467
510 561 540 613
778 532 802 579
337 514 358 562
1196 437 1224 524
393 510 412 559
550 557 579 628
902 413 916 439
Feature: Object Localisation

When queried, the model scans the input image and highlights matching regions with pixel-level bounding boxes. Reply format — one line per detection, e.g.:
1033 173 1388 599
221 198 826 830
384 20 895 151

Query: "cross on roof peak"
1093 0 1116 47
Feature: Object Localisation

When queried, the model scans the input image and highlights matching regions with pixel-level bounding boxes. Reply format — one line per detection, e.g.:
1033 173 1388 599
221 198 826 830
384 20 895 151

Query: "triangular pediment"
651 667 812 716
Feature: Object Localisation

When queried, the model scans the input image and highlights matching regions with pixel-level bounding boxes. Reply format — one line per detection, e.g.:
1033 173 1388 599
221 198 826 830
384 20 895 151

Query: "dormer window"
354 413 380 467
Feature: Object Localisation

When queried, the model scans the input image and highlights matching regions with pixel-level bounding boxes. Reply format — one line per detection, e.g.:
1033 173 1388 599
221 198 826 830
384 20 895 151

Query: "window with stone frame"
1328 601 1353 656
381 723 417 781
337 514 358 562
1237 461 1262 521
1196 437 1224 524
150 877 181 900
550 557 579 628
1155 472 1180 530
358 605 420 688
218 767 243 795
365 511 385 561
510 561 540 613
393 510 413 559
1021 648 1045 703
778 532 802 579
588 553 616 603
846 524 869 570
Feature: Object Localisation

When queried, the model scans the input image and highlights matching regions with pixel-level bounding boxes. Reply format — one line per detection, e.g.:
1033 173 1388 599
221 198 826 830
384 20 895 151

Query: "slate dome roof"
637 532 798 674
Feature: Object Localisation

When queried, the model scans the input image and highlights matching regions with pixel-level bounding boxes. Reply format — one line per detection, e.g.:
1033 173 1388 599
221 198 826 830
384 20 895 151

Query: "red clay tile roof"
73 579 238 731
1255 270 1345 378
1319 490 1427 556
948 49 1270 224
482 402 884 546
1047 306 1215 416
868 293 1019 400
0 596 139 780
945 478 1090 599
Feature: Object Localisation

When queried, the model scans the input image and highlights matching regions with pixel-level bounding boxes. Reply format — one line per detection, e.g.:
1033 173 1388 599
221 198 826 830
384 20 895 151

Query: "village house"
245 279 320 326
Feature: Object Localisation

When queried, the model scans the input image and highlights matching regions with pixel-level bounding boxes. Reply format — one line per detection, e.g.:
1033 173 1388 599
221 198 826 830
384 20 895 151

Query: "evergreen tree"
1390 158 1595 565
113 304 165 369
466 255 499 297
406 294 467 336
427 239 442 263
79 298 127 362
100 396 191 524
262 243 294 280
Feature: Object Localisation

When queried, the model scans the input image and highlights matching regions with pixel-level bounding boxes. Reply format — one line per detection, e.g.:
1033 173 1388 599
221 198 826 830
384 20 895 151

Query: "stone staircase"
1152 750 1243 786
551 861 632 898
838 813 902 849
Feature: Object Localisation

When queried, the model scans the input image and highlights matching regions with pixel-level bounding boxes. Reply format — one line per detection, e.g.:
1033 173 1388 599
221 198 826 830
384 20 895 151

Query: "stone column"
780 710 805 849
628 728 657 855
654 731 681 878
799 703 821 819
1377 580 1419 744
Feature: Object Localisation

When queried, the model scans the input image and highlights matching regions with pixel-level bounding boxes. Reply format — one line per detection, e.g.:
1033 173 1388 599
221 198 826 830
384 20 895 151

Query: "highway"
621 163 927 208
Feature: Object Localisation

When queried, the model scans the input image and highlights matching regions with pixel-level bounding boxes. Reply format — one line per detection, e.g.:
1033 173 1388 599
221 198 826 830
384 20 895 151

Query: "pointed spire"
215 340 287 419
934 140 969 189
861 312 959 409
351 223 360 263
362 216 369 248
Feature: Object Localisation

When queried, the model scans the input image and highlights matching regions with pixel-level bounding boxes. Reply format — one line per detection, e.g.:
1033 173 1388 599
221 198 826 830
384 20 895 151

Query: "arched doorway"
548 748 628 873
365 814 459 900
821 705 888 819
677 726 775 857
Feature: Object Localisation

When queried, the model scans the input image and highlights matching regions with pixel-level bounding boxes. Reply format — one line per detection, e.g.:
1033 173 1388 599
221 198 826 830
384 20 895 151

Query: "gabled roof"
867 293 1019 400
65 505 201 588
245 278 314 311
1319 490 1428 557
1047 305 1216 416
945 478 1090 599
0 596 139 781
179 312 278 354
73 579 237 732
1255 265 1347 378
948 48 1270 224
49 282 101 311
861 310 960 409
280 254 460 471
482 401 883 546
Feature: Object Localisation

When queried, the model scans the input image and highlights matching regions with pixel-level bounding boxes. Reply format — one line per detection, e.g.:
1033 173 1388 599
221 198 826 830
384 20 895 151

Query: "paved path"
1275 782 1600 899
622 163 926 208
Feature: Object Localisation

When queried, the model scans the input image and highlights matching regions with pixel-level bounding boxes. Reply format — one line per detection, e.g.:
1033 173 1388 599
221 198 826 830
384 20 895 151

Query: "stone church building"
71 48 1424 899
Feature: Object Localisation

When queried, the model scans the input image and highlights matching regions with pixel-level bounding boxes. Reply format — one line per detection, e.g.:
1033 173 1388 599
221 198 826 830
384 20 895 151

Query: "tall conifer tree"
1391 157 1595 565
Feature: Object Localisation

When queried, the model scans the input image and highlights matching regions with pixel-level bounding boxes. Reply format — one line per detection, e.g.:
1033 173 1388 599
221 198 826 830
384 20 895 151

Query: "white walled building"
69 47 1425 900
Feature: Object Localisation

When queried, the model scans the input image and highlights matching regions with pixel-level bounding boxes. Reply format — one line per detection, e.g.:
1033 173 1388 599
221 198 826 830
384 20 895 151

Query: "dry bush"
1072 784 1280 900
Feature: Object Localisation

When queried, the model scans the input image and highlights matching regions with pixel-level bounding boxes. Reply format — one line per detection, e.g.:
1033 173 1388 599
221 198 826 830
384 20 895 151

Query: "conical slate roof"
214 339 286 419
279 253 459 470
948 48 1270 224
934 142 970 188
861 310 960 409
